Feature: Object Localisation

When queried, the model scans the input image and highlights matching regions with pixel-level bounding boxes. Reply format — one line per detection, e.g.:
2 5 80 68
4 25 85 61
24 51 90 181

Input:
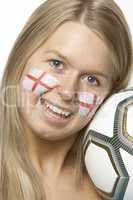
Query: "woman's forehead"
28 22 113 78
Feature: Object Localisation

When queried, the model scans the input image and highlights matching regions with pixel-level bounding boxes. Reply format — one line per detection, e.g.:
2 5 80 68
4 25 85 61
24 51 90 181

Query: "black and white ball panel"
83 88 133 200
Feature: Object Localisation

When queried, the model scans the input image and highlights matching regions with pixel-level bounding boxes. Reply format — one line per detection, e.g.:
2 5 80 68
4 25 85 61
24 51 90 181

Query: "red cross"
79 94 98 112
27 72 53 92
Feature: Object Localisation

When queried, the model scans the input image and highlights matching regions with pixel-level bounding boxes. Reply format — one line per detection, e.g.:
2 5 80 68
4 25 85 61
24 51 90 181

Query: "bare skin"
41 167 102 200
19 21 113 199
24 129 102 199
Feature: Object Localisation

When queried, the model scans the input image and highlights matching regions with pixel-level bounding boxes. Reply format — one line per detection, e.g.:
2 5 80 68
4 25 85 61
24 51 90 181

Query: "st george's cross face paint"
22 68 60 95
22 67 103 118
78 91 103 118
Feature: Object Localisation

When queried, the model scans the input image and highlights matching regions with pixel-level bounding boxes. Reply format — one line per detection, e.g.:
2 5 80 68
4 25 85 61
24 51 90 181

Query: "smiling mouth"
39 96 74 119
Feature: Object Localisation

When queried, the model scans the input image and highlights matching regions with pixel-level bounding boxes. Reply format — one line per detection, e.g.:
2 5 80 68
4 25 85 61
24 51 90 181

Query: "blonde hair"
0 0 132 199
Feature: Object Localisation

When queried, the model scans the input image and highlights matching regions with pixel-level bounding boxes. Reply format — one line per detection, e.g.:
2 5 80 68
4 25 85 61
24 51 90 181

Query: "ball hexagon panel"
83 88 133 200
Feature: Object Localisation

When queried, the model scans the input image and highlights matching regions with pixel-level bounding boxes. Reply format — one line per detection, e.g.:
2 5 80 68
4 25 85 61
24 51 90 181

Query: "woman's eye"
48 59 64 70
82 75 99 86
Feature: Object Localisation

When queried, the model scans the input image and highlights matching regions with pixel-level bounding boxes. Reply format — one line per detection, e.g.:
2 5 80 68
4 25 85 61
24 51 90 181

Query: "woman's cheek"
21 67 60 95
78 91 104 119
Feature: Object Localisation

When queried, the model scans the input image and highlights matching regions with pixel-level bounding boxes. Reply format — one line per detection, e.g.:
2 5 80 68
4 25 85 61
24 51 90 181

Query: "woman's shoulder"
79 174 102 200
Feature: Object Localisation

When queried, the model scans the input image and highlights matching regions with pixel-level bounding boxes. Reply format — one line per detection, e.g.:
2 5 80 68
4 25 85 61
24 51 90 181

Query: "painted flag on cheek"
22 68 60 95
78 91 103 118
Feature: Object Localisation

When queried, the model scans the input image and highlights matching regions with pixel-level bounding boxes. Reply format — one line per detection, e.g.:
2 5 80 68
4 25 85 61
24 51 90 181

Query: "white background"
0 0 133 85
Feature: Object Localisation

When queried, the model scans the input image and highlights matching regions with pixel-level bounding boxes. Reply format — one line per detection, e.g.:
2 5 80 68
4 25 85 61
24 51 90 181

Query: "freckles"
78 91 103 118
22 67 60 95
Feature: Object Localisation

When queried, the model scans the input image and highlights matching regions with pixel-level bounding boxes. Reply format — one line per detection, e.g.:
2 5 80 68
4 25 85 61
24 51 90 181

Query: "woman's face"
19 21 113 141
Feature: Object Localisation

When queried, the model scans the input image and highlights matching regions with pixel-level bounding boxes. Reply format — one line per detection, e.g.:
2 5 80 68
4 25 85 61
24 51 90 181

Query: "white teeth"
46 104 49 108
44 100 71 117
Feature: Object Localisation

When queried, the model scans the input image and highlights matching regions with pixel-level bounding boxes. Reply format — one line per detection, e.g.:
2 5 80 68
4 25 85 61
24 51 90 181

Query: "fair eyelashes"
48 59 64 70
81 75 99 86
47 58 100 86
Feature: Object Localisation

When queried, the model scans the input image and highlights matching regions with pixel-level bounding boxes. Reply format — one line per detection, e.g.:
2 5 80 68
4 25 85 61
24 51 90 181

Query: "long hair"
0 0 132 199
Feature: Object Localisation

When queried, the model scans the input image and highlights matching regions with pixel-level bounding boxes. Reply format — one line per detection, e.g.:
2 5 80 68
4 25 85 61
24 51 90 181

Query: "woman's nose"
57 86 78 101
57 72 79 102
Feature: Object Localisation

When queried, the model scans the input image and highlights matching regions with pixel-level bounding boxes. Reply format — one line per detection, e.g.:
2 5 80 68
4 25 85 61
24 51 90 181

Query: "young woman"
0 0 132 200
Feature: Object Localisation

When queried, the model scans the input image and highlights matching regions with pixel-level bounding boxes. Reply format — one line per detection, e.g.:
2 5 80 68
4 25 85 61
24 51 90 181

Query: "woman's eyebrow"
43 48 71 64
43 48 110 81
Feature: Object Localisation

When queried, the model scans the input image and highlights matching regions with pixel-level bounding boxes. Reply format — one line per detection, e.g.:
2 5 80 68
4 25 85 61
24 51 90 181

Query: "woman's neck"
26 128 78 179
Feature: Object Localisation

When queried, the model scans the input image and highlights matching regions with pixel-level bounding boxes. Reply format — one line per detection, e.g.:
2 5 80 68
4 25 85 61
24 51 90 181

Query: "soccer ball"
83 88 133 200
